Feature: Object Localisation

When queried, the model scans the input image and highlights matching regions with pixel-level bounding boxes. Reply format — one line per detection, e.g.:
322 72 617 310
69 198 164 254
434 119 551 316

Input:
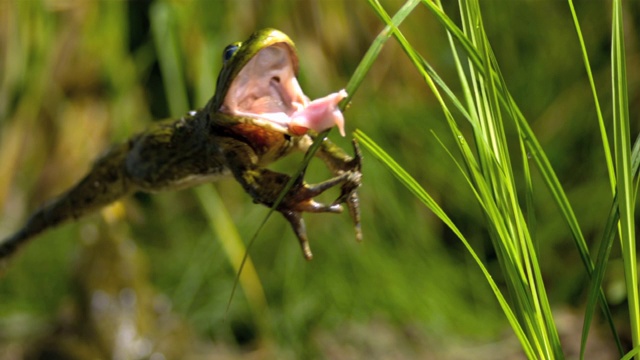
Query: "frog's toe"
346 191 362 242
344 139 363 242
333 171 362 204
280 210 313 260
348 138 363 171
302 171 352 198
278 172 351 213
332 171 362 242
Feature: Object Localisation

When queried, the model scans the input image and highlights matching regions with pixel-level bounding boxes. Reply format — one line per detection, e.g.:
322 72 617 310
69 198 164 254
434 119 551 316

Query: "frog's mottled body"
125 113 229 191
0 29 362 263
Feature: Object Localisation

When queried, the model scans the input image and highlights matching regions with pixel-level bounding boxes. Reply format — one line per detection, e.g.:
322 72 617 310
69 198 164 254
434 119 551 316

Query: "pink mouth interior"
221 43 346 136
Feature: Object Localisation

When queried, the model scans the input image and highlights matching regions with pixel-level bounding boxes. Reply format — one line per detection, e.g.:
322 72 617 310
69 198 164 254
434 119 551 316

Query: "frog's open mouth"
222 43 346 136
222 43 308 133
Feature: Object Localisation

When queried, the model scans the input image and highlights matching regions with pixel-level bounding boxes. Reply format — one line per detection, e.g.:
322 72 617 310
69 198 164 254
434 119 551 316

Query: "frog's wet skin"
0 29 362 262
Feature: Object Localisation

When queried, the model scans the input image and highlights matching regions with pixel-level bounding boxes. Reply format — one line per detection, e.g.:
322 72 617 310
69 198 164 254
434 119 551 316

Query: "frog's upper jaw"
221 42 309 134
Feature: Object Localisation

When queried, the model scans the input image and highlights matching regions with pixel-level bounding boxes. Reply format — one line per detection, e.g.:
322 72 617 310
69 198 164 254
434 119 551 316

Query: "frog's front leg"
221 138 356 260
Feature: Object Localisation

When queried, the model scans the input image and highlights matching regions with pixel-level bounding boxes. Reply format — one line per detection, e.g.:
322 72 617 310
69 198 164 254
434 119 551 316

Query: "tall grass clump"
330 0 640 358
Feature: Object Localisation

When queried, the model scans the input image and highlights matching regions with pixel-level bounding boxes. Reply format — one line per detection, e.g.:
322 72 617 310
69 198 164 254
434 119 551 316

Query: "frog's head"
208 28 309 134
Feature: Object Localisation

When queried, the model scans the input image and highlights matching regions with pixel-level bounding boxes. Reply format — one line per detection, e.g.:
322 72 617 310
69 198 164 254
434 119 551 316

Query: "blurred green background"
0 0 637 358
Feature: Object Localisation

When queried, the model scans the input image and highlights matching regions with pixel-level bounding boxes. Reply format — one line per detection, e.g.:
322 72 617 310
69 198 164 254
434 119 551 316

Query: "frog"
0 28 362 263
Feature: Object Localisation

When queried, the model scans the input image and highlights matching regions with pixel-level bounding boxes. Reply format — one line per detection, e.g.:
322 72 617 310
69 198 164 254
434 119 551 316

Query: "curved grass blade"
611 0 640 353
621 345 640 360
490 51 563 358
424 2 599 303
565 1 624 356
416 0 620 347
150 2 189 114
581 194 621 359
578 136 640 359
567 0 615 191
355 129 535 358
367 2 548 354
370 1 558 355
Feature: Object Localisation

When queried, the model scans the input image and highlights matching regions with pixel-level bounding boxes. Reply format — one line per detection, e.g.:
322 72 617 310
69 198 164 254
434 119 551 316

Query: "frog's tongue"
289 89 347 136
223 43 347 136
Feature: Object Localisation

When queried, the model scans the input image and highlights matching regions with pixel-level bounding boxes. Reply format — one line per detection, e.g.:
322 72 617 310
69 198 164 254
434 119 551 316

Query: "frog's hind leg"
0 144 133 261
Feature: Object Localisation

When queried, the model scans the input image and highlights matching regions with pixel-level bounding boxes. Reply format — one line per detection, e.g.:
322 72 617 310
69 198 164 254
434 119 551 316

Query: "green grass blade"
426 0 595 283
410 1 561 355
361 1 546 354
419 5 604 314
621 345 640 360
431 1 594 286
354 129 535 357
567 0 615 192
581 194 620 359
420 1 597 294
507 93 621 348
611 0 640 354
343 0 419 107
425 7 599 298
490 52 563 358
420 0 481 70
578 1 640 356
419 0 621 351
568 2 624 351
150 2 189 115
578 137 640 359
567 2 623 355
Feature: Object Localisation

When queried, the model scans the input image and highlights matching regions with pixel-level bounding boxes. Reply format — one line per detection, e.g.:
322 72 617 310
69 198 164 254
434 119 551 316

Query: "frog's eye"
223 43 240 63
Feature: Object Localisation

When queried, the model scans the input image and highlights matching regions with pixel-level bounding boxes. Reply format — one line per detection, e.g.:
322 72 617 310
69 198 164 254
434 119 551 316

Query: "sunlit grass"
360 0 553 356
354 0 639 358
610 0 639 358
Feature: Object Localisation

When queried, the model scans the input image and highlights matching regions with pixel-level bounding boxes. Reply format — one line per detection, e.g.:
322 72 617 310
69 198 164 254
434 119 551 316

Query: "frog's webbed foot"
276 171 350 260
225 137 362 260
333 139 363 242
280 139 363 260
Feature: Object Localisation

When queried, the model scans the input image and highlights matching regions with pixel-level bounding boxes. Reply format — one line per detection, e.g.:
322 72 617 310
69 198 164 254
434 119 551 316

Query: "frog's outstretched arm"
0 144 133 260
219 136 361 260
